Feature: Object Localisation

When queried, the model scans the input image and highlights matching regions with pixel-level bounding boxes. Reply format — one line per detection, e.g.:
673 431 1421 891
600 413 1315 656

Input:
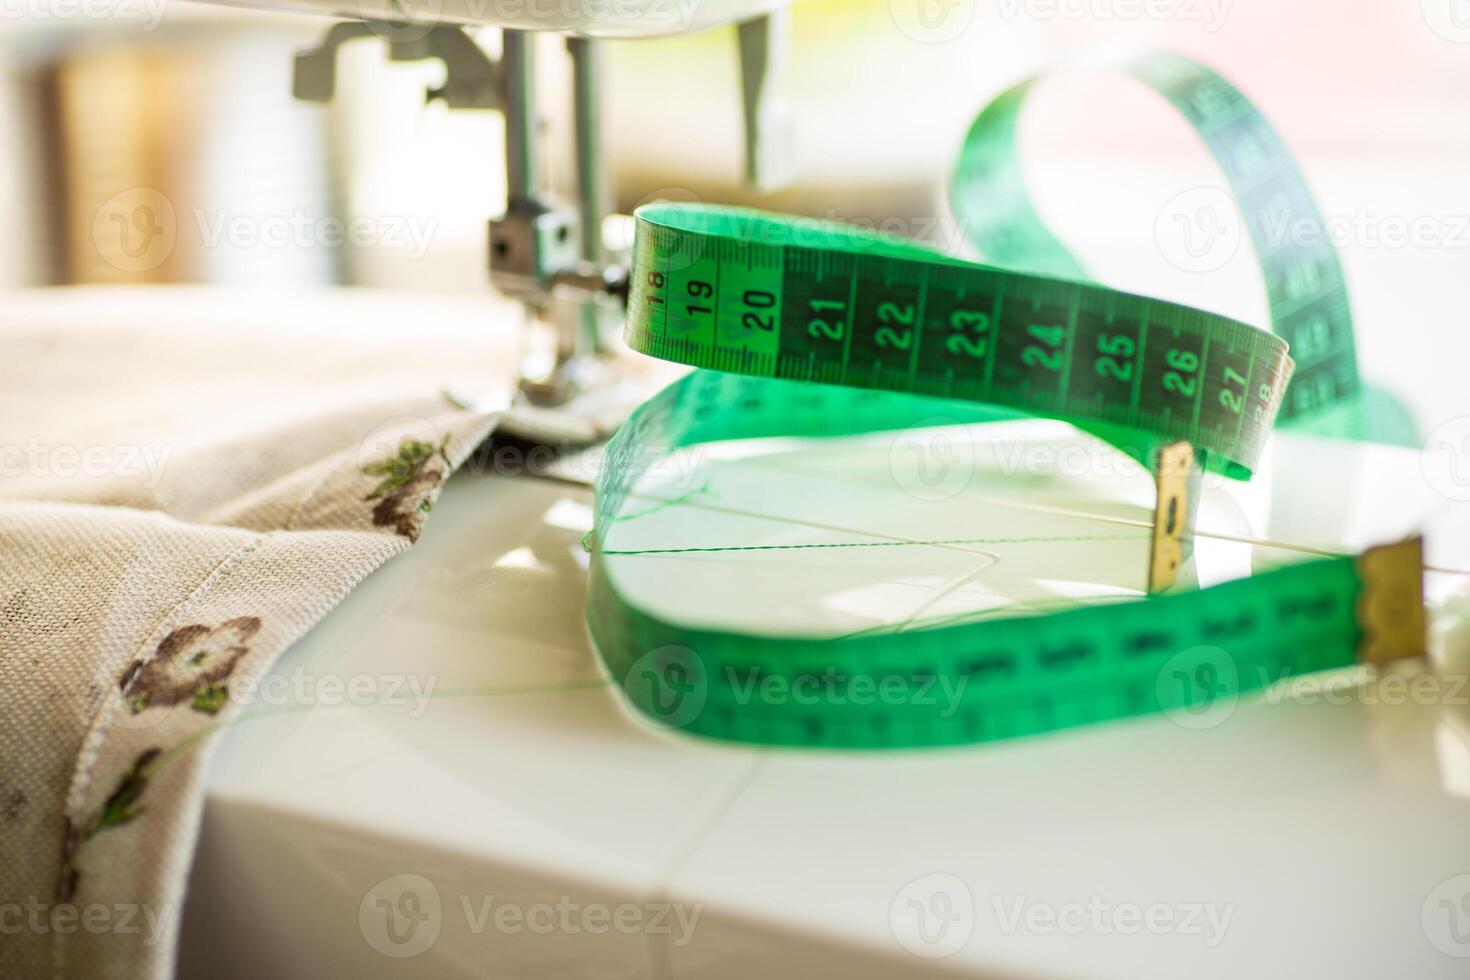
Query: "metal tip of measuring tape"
1355 536 1427 665
1148 440 1194 595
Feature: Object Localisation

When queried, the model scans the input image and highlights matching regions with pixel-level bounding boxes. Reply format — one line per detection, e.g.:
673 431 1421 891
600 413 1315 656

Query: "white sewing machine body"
162 285 1470 979
193 0 786 35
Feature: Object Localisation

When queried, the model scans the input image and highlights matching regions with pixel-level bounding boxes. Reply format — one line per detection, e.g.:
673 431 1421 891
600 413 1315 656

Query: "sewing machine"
30 1 1460 976
280 0 794 431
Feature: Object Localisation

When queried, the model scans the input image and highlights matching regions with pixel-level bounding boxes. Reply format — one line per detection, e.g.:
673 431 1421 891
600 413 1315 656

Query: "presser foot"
444 352 650 450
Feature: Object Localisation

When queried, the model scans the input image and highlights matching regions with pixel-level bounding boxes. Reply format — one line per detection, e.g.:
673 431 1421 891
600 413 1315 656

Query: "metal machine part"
289 5 794 422
487 29 599 407
293 21 501 107
737 8 795 191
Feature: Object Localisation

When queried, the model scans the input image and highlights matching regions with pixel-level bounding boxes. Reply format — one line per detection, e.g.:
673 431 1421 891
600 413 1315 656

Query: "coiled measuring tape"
586 52 1427 748
953 50 1357 428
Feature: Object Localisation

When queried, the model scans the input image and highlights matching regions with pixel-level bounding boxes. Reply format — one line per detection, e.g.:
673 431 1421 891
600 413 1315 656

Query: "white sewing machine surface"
166 290 1470 980
201 0 788 35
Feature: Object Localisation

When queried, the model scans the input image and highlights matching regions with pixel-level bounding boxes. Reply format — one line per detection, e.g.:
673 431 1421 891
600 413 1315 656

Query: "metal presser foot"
293 13 794 452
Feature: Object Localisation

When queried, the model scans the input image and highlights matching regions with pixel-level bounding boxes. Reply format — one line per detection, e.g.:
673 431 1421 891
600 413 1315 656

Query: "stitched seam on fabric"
53 530 271 977
131 531 414 980
63 532 270 813
49 412 494 977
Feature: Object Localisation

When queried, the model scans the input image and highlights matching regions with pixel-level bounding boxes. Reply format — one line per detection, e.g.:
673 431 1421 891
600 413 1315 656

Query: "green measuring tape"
585 51 1423 748
953 50 1358 427
624 203 1289 479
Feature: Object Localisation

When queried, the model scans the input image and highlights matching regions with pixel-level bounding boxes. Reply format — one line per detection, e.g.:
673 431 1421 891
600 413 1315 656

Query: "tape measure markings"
587 51 1425 748
954 52 1359 422
630 214 1292 478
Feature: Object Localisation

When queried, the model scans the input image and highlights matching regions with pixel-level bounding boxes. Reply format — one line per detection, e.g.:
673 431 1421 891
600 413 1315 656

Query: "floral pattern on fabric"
58 747 162 902
118 616 263 716
362 437 449 542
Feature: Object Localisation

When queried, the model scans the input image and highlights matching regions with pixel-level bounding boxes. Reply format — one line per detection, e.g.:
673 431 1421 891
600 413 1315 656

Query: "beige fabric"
0 287 513 979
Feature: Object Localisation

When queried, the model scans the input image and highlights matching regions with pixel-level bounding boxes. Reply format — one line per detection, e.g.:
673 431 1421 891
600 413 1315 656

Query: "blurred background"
1 0 1467 425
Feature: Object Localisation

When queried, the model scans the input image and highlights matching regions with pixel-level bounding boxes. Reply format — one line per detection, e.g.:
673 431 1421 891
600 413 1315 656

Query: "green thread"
598 533 1148 557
